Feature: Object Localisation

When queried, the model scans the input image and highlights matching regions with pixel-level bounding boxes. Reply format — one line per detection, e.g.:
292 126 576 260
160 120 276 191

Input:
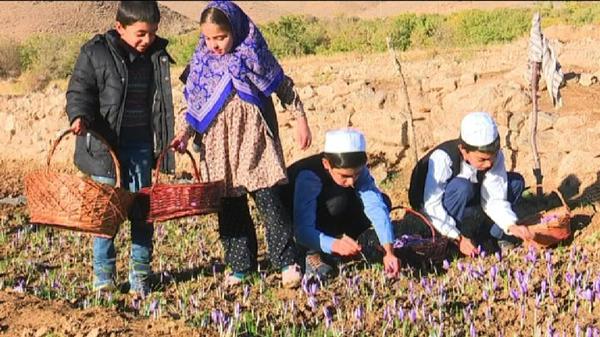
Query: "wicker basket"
24 129 134 238
393 207 450 263
138 146 224 223
519 189 571 249
357 206 450 264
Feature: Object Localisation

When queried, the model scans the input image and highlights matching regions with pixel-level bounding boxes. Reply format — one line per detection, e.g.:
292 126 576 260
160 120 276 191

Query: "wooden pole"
386 37 419 166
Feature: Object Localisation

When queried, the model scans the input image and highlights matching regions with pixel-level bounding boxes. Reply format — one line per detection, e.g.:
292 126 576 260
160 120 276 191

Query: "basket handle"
391 205 437 243
544 189 571 228
152 145 201 187
48 128 123 189
550 189 570 213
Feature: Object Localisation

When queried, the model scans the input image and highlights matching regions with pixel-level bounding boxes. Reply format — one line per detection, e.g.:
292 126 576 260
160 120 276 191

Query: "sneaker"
281 264 302 289
224 272 247 287
497 234 523 256
305 253 333 281
128 272 152 297
92 280 116 293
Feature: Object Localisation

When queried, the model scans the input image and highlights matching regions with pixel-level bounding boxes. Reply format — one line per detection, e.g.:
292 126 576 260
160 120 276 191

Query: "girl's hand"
295 115 312 150
381 243 399 278
70 117 87 136
170 131 190 154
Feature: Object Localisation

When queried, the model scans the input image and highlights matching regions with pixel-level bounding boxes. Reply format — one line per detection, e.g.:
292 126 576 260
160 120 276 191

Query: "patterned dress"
180 75 304 197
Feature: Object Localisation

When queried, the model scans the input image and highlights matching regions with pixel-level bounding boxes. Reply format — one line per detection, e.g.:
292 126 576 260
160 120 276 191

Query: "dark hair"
116 1 160 26
459 136 500 154
200 7 232 33
323 152 368 169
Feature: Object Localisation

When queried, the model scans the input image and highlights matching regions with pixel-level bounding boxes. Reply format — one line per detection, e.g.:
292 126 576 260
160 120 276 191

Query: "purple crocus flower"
150 299 159 313
13 278 26 293
586 327 592 337
581 288 594 302
565 272 576 288
308 296 317 311
541 279 547 298
234 303 241 318
442 259 450 270
470 322 477 337
323 307 333 327
132 297 141 311
354 305 364 321
495 251 502 262
535 293 542 308
409 308 417 322
397 307 405 321
482 290 489 301
510 288 520 301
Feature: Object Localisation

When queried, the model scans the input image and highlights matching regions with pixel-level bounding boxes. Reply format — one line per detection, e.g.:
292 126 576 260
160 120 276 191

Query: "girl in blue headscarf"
171 1 311 288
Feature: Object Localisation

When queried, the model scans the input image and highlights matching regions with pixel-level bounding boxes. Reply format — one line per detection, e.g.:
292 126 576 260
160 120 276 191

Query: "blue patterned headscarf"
184 1 284 133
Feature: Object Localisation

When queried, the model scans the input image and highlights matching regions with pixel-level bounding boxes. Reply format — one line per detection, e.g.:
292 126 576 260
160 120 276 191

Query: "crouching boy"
280 128 400 280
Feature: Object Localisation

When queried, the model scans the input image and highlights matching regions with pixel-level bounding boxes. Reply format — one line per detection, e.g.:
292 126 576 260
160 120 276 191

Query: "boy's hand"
508 225 533 241
295 115 312 150
70 117 87 136
170 131 190 154
457 235 480 257
331 234 361 257
382 243 400 277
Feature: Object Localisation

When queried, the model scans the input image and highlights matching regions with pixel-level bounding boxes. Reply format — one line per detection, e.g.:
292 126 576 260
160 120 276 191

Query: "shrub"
0 38 22 78
389 14 418 51
20 33 89 81
261 15 326 57
166 30 200 66
448 8 531 46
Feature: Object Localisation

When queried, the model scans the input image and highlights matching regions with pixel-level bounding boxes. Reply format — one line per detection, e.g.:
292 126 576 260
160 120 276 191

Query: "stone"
315 85 334 98
374 91 387 109
330 78 350 96
459 72 477 87
553 115 587 132
299 86 315 99
86 328 100 337
34 327 48 337
579 73 598 87
5 114 16 135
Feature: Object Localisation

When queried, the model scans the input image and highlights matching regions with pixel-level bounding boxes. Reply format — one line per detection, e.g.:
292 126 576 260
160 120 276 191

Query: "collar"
105 29 168 63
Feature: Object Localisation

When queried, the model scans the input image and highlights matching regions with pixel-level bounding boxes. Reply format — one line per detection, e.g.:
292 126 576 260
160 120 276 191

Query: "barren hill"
158 1 543 23
0 1 197 41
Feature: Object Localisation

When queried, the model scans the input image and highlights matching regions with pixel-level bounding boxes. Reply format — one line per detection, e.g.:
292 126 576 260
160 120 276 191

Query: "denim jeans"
442 171 525 242
91 142 154 290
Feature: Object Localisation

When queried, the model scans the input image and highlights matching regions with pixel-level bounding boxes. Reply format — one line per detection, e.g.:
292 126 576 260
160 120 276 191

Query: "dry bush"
0 38 21 79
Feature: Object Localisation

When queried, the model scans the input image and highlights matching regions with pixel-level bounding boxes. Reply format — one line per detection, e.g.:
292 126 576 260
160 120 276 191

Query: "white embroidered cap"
323 128 366 153
460 112 499 147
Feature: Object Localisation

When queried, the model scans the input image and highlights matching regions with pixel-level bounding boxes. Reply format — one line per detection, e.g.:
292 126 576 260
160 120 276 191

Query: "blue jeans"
91 142 154 290
442 172 524 241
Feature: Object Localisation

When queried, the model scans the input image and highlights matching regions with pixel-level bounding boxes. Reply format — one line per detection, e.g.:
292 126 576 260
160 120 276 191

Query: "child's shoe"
281 264 302 289
305 253 333 281
224 272 247 287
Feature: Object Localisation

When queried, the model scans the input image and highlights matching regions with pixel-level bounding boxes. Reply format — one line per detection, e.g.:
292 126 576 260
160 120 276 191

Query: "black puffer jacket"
66 30 175 178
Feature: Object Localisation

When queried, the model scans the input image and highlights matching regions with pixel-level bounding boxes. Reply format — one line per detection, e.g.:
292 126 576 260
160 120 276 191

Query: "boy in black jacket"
66 1 175 296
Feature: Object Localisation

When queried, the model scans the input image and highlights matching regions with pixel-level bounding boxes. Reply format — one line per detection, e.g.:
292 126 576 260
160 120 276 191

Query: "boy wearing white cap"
280 128 399 280
408 112 532 256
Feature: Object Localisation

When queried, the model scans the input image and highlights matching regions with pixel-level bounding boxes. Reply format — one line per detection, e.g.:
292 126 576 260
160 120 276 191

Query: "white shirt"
422 149 518 240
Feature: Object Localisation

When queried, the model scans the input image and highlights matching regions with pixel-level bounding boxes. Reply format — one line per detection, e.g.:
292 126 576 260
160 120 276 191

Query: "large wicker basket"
138 146 224 223
24 129 134 238
519 189 571 249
